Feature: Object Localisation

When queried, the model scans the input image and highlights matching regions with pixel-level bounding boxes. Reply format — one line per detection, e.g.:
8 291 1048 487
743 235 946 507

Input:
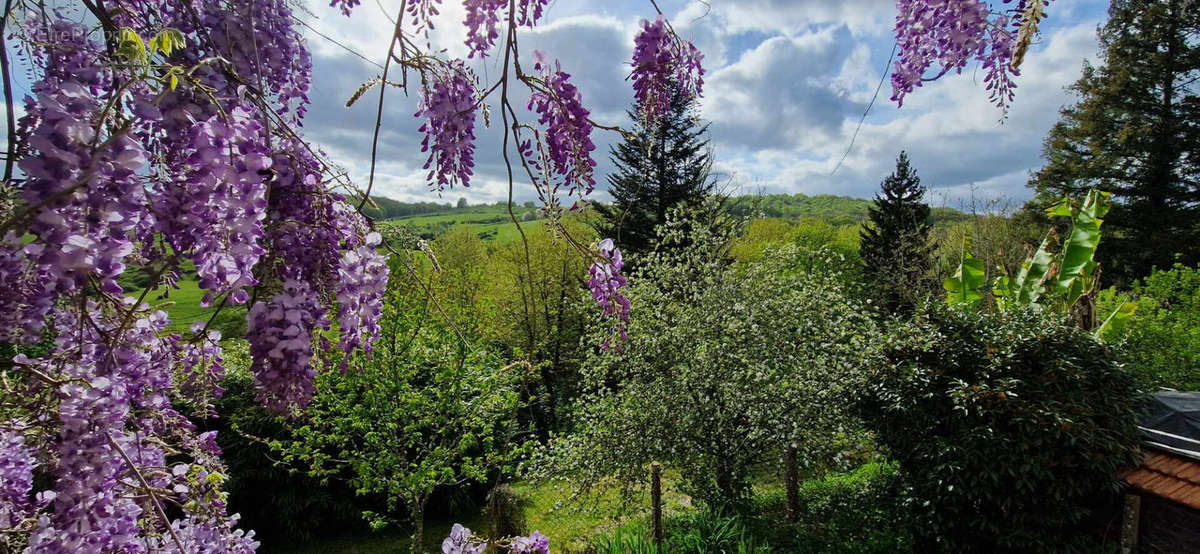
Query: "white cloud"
294 0 1109 205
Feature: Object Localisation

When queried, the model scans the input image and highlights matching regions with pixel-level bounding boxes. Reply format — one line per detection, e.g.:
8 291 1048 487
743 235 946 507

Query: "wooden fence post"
651 461 663 551
785 446 800 522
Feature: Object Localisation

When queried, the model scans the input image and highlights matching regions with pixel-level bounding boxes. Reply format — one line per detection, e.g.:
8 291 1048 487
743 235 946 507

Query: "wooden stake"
785 446 800 522
651 461 663 551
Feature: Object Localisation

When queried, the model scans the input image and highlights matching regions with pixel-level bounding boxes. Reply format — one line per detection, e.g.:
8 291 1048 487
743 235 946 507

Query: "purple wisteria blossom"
891 0 1035 111
247 280 329 412
335 232 389 365
631 16 705 123
464 0 550 57
510 530 550 554
527 50 597 195
417 61 478 190
588 239 631 351
0 426 35 530
442 523 486 554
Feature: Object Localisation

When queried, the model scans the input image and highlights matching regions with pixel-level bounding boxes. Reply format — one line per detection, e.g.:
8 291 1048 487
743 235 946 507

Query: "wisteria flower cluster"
463 0 551 57
417 61 479 190
247 280 329 412
0 426 35 530
527 50 597 196
441 524 550 554
587 239 631 350
631 16 705 123
0 1 387 550
891 0 1050 111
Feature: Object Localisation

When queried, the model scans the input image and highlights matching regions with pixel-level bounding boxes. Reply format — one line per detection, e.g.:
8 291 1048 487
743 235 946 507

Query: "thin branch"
1 0 17 182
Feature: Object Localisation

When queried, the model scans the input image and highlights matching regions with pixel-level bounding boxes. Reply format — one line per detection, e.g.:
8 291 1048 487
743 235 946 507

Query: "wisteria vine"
0 0 1058 550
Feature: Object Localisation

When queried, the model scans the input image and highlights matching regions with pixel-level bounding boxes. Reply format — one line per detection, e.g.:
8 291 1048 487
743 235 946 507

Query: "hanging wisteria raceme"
0 425 35 530
587 239 631 351
890 0 1050 111
527 50 597 196
417 61 479 190
154 105 271 307
0 0 388 550
631 15 705 123
203 0 314 122
463 0 551 57
247 280 329 412
335 233 389 364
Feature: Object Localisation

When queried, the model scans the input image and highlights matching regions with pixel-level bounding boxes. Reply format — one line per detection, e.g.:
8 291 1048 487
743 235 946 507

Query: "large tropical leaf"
1013 233 1056 305
1096 301 1137 343
1050 190 1110 303
945 237 986 309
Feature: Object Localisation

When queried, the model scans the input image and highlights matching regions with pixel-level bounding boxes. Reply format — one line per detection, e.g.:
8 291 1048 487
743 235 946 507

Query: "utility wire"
832 40 897 177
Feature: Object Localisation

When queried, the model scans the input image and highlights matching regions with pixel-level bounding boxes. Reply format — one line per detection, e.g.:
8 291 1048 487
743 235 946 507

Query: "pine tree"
595 85 714 256
1029 0 1200 285
860 151 938 313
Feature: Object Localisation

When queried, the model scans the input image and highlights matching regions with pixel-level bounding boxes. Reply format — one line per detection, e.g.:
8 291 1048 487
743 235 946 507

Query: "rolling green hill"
725 193 968 225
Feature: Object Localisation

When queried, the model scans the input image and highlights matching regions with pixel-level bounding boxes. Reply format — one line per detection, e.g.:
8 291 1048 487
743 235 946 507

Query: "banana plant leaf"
1096 301 1137 343
945 237 986 309
1051 190 1110 304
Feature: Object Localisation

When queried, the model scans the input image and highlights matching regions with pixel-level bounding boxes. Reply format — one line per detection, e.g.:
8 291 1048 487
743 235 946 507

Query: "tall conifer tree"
860 151 938 313
595 85 714 256
1030 0 1200 284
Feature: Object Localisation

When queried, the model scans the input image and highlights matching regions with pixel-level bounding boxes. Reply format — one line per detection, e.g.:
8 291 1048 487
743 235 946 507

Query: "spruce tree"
1029 0 1200 285
860 151 938 313
595 85 714 256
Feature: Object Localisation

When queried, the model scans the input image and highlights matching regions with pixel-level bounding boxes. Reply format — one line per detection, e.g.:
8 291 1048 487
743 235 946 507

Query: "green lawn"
285 475 695 554
384 206 546 243
128 279 248 334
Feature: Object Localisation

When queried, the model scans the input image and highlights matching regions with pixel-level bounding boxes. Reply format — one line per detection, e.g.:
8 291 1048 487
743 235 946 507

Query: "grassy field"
386 205 546 242
285 476 695 554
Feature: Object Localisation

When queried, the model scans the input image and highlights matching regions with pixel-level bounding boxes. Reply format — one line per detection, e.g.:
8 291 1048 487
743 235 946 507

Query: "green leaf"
1013 232 1055 305
1052 189 1110 304
168 73 179 91
1095 301 1136 343
945 237 986 309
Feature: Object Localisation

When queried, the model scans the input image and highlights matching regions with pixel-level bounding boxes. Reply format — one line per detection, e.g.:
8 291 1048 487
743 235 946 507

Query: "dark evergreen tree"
595 85 714 256
860 151 938 313
1029 0 1200 285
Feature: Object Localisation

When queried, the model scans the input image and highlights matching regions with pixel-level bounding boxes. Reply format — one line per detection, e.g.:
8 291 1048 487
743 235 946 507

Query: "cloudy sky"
293 0 1115 209
12 1 1112 208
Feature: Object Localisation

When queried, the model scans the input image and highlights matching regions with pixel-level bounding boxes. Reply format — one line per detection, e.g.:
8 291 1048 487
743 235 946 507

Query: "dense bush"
859 305 1142 552
204 343 370 545
273 257 526 552
1103 264 1200 391
543 217 878 510
765 463 913 553
590 511 770 554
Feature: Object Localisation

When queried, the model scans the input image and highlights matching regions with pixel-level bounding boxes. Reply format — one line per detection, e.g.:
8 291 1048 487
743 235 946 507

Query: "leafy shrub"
665 511 772 554
543 235 878 510
1103 263 1200 390
859 305 1142 552
783 463 913 553
205 343 369 544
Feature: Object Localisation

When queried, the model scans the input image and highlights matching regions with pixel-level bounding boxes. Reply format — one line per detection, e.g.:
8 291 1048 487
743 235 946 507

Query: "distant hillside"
359 193 968 241
725 193 968 225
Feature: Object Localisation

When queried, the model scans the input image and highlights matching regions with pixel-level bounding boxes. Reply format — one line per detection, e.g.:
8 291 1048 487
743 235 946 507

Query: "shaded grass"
288 474 694 554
